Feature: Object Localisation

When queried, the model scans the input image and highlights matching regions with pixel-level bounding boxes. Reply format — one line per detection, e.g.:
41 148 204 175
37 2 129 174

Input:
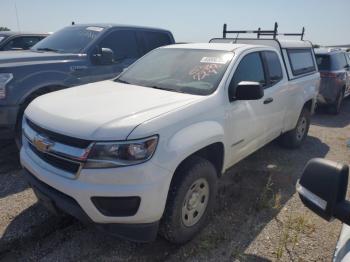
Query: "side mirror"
297 158 350 224
93 47 114 65
235 81 264 100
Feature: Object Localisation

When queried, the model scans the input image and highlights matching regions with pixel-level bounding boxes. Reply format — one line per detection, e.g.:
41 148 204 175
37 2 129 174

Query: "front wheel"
14 88 54 149
160 156 218 244
279 107 310 149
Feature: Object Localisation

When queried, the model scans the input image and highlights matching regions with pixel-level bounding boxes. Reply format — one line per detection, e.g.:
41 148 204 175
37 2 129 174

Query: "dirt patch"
0 99 349 262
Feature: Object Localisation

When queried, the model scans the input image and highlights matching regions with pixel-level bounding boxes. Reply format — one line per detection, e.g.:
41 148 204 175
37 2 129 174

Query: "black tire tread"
160 155 217 244
279 107 310 149
328 89 344 115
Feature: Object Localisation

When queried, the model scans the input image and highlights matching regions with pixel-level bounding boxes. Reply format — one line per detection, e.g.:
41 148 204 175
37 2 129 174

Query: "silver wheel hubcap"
296 117 307 141
182 178 209 227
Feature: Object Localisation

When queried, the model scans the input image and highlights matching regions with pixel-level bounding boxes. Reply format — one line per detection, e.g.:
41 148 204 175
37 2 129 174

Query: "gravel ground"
0 98 349 262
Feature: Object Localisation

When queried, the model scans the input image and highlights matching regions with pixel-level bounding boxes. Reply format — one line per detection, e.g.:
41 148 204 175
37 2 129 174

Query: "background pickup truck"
0 24 175 143
21 25 320 243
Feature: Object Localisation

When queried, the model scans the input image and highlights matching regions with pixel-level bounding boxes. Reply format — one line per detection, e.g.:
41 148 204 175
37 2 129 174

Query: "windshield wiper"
35 47 61 52
115 79 130 84
149 85 185 93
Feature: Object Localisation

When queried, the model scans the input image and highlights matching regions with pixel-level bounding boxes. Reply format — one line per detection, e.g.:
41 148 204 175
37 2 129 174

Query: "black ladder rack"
222 22 305 40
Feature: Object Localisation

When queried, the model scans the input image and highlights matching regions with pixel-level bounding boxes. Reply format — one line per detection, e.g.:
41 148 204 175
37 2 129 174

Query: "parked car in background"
21 25 319 243
0 24 175 144
297 158 350 262
314 48 350 114
0 31 47 51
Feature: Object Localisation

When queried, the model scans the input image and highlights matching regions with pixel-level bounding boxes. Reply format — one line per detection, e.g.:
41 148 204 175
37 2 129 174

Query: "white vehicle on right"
21 23 320 243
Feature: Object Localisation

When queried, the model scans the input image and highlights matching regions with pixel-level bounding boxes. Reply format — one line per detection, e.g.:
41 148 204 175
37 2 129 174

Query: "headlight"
85 136 158 168
0 73 13 99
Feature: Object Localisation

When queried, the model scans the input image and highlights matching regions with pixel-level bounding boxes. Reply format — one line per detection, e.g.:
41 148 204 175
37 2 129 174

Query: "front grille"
27 119 91 148
29 143 81 174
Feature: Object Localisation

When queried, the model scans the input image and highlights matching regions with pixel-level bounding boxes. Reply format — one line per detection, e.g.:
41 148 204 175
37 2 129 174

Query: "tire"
14 102 28 149
328 90 344 115
160 155 218 244
279 107 310 149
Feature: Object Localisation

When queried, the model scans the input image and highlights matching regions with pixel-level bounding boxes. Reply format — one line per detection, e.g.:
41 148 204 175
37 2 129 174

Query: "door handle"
263 97 273 104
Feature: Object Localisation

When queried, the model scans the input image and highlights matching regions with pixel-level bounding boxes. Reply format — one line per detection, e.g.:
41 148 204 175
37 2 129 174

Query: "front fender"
153 121 225 173
16 70 71 104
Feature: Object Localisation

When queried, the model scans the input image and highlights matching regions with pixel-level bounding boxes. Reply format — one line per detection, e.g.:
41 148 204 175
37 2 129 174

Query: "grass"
255 175 282 211
275 212 316 260
253 172 316 260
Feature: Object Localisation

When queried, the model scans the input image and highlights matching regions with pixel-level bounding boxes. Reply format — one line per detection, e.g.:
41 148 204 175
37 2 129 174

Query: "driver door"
225 51 269 166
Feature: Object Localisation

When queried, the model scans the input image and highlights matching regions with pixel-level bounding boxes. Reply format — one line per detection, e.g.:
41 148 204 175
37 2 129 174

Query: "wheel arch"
16 84 68 130
19 84 68 105
173 142 225 179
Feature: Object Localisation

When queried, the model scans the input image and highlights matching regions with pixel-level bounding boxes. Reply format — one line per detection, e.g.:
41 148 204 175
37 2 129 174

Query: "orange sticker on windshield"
189 64 223 80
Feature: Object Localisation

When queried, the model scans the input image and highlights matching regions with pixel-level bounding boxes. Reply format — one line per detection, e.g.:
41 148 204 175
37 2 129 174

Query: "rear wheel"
160 156 218 244
279 107 310 149
329 90 344 115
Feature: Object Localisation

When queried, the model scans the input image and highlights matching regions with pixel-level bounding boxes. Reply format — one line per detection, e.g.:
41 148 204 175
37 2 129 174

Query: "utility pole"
14 0 21 32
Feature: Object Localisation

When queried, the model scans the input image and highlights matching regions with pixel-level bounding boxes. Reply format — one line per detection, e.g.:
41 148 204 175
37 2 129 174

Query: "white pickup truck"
20 27 320 243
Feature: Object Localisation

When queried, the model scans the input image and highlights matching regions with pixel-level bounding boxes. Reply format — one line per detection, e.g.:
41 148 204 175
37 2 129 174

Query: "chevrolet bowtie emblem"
33 134 54 153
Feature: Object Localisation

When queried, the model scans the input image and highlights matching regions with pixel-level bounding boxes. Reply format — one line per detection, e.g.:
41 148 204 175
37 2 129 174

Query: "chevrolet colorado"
20 27 320 243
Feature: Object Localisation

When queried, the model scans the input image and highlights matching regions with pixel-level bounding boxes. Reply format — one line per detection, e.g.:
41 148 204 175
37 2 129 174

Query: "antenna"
14 0 21 32
273 22 278 39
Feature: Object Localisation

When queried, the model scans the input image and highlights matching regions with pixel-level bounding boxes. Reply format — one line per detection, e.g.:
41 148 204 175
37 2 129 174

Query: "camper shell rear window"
287 48 316 76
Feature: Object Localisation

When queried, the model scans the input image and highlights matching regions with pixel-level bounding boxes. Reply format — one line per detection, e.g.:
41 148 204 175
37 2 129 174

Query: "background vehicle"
0 24 175 144
0 31 47 51
20 23 319 243
314 48 350 114
297 158 350 262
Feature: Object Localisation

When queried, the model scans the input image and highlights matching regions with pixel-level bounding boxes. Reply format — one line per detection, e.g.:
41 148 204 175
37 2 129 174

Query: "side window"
229 52 265 98
3 38 21 50
99 30 140 61
22 37 44 49
142 31 172 53
263 51 283 86
287 49 316 76
345 53 350 66
3 36 43 50
331 53 348 70
337 53 348 69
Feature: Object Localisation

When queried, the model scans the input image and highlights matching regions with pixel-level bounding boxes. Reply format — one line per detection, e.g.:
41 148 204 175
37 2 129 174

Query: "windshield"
116 48 234 95
31 26 105 53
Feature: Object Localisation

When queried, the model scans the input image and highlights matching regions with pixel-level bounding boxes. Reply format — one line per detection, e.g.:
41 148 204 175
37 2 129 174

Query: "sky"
0 0 349 46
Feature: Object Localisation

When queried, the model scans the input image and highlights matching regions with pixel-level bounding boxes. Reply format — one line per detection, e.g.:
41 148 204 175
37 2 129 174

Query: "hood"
25 80 202 141
0 50 83 68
